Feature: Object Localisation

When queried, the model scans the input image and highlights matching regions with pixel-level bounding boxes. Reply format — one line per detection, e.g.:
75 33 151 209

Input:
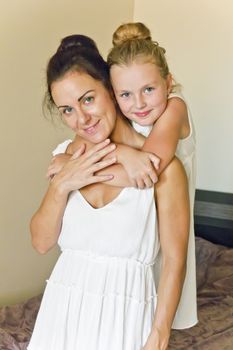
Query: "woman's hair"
44 34 111 116
107 22 170 80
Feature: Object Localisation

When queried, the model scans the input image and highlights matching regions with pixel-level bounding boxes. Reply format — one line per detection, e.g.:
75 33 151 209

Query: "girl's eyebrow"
58 90 95 108
141 81 158 87
116 81 158 93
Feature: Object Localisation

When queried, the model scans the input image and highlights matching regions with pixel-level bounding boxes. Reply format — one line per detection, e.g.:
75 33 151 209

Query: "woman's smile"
51 71 117 143
83 120 100 135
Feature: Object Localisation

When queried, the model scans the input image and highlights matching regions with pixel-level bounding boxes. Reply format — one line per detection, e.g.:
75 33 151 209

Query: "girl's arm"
30 141 118 254
143 97 189 174
48 142 160 189
143 158 189 350
47 97 188 188
99 97 188 187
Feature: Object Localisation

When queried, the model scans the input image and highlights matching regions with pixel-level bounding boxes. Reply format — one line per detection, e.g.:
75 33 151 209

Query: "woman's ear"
166 74 173 94
109 86 118 106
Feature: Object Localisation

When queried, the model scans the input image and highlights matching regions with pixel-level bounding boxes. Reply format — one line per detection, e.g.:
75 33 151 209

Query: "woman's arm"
143 97 189 174
143 158 190 350
30 141 117 254
48 143 160 189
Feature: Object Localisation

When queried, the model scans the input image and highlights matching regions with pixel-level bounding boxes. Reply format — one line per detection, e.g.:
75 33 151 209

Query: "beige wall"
134 0 233 193
0 0 134 306
2 0 232 307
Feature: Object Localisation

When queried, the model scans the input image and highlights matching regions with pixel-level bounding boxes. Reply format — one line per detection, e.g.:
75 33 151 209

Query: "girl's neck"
111 113 143 148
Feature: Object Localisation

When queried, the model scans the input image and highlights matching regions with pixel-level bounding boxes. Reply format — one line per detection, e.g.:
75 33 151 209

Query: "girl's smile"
110 61 172 126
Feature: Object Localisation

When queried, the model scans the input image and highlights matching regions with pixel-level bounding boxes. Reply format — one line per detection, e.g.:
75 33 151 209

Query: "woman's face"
51 71 117 143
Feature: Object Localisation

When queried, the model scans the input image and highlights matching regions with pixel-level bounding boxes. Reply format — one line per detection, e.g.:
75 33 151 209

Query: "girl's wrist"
113 144 124 164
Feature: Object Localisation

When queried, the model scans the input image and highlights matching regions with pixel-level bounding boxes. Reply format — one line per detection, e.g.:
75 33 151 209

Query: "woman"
28 35 189 350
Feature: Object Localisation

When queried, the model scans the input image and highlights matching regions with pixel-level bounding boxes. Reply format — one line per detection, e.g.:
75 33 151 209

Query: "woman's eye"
144 87 154 94
83 96 94 105
62 107 73 115
120 92 130 98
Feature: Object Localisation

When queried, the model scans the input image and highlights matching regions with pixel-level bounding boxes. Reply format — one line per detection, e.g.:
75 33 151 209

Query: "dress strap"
52 139 73 156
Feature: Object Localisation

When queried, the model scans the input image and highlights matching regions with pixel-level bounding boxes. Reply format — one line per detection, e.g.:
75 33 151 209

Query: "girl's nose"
134 94 146 109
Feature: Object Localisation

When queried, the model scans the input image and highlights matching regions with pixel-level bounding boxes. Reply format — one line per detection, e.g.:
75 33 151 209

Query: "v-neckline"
76 188 128 211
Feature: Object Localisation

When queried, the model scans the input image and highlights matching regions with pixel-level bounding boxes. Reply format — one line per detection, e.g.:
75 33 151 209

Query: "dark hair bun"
57 34 99 54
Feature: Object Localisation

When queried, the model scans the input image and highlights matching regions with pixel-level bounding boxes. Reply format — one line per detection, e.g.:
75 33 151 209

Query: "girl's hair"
107 22 170 80
44 34 111 116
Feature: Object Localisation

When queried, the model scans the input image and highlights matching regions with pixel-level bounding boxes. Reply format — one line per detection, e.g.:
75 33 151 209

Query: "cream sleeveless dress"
133 92 198 329
28 141 160 350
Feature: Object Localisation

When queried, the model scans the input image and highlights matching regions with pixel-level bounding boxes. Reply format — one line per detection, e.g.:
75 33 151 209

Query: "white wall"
0 0 134 306
134 0 233 193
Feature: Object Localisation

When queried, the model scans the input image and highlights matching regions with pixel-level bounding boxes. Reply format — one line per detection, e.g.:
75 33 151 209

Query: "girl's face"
51 71 117 144
110 61 172 126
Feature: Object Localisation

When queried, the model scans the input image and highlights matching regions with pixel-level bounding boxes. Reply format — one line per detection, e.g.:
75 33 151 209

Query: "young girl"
107 22 197 329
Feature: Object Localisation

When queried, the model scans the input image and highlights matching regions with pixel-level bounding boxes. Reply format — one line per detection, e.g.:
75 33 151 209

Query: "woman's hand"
52 139 117 194
117 145 160 189
141 328 169 350
47 153 71 179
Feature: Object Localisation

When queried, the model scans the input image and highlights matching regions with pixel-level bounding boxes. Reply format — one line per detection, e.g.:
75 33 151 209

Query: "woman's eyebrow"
77 89 94 101
57 90 95 108
58 105 69 109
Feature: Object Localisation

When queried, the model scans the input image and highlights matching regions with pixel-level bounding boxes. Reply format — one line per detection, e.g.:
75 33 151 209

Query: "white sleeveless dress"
28 141 160 350
133 92 198 329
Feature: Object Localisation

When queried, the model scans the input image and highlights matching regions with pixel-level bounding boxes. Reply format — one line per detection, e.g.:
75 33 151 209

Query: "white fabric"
133 92 198 329
28 144 160 350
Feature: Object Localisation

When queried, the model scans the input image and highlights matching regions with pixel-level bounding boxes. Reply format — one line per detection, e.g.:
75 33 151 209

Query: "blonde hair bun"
112 22 152 46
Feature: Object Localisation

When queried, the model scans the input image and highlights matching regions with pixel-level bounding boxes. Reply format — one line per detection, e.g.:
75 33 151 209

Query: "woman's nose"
77 109 91 125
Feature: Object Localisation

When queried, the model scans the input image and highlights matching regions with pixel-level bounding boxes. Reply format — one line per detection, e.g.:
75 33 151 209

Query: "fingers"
136 177 154 189
46 165 56 179
85 142 116 166
149 154 160 170
134 171 157 189
136 178 145 190
86 139 111 157
71 143 86 160
148 169 158 184
143 176 154 188
46 169 53 179
89 174 114 184
91 157 117 173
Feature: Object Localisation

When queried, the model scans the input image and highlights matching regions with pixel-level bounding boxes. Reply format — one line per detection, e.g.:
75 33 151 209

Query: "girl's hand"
47 153 71 179
119 146 160 189
52 139 117 194
141 329 169 350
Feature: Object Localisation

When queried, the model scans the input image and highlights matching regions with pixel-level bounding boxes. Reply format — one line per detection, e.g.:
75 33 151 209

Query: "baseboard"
194 189 233 247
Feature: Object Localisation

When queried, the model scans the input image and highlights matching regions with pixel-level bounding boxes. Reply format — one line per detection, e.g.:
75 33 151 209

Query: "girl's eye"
83 96 94 105
120 92 130 98
144 87 155 94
